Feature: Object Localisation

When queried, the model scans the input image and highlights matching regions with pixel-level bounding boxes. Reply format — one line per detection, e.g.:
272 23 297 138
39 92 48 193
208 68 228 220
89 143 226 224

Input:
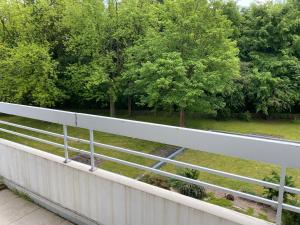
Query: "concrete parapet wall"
0 139 273 225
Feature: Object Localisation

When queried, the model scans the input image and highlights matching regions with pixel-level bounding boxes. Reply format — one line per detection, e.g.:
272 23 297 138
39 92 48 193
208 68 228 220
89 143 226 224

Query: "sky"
236 0 271 7
237 0 255 7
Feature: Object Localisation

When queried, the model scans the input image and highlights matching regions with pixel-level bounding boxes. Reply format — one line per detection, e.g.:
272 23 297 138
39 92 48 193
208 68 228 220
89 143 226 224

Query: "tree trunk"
110 95 116 117
128 96 132 116
179 109 185 127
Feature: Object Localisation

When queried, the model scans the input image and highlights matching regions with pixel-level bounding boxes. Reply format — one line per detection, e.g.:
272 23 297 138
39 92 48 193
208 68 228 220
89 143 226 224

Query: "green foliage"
0 0 299 118
246 69 297 115
263 170 295 202
0 43 62 106
170 168 206 200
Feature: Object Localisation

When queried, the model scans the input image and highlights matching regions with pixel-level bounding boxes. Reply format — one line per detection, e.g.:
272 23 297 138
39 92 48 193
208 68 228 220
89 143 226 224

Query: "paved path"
0 189 73 225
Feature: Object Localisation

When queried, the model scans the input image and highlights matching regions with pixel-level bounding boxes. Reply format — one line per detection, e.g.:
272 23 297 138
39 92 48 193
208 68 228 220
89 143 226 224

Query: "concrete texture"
0 139 275 225
0 189 73 225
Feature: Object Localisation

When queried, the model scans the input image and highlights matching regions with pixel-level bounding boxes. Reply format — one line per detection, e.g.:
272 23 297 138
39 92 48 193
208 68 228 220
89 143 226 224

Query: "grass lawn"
1 111 300 199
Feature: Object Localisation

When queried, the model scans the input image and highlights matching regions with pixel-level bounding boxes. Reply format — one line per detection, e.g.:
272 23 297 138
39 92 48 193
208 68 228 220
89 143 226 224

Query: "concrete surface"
0 139 274 225
0 189 73 225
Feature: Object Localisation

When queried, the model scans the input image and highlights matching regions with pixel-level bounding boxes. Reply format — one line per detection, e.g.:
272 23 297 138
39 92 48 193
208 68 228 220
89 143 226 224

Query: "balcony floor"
0 188 73 225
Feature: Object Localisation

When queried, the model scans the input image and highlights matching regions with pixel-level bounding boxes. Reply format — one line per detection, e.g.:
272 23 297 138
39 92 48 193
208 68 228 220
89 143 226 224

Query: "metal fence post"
63 125 69 163
276 164 286 225
89 129 95 172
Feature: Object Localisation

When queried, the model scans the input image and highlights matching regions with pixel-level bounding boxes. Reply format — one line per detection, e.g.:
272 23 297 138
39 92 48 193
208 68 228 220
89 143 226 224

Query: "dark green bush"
170 168 206 200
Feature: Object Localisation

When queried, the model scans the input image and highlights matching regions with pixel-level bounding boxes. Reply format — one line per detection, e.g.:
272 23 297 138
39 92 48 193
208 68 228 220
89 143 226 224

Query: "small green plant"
246 207 254 216
12 189 33 203
170 168 206 200
140 174 170 190
263 171 295 201
258 213 268 221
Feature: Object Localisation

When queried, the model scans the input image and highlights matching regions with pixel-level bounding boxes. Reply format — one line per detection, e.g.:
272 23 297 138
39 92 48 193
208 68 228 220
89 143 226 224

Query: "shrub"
170 168 206 200
263 171 295 201
239 111 252 121
140 174 170 190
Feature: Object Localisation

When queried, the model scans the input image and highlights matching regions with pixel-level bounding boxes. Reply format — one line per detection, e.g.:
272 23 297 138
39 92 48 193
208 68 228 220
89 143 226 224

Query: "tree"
245 69 297 115
103 0 154 116
131 0 239 126
61 0 107 108
237 2 300 114
0 43 61 106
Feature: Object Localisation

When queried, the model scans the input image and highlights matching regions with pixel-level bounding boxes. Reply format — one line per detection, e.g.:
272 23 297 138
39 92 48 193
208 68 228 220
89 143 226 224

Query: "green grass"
1 112 300 199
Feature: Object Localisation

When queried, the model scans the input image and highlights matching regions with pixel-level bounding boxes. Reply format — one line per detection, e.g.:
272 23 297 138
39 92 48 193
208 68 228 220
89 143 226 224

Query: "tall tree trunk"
179 109 185 127
110 95 116 117
128 96 132 116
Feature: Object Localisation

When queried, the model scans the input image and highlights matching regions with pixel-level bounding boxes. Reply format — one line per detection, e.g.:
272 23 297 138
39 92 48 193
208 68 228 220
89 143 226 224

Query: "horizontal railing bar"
5 126 300 213
1 102 300 168
0 128 63 148
0 120 279 190
0 120 63 138
282 203 300 214
285 186 300 195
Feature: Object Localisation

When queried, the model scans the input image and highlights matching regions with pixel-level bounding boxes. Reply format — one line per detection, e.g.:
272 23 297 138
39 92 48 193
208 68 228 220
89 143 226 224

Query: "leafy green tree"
246 69 297 115
237 2 300 114
0 43 61 106
103 0 154 116
131 0 239 126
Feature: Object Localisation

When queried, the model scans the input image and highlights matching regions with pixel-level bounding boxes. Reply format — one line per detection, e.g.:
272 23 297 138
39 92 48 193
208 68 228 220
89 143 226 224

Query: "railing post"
89 129 95 172
276 164 286 225
63 125 69 163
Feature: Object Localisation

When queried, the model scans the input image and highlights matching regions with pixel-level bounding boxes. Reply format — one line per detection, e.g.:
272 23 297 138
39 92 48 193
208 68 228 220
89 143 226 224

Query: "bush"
263 171 295 201
140 174 171 190
239 111 252 121
282 200 300 225
170 168 206 200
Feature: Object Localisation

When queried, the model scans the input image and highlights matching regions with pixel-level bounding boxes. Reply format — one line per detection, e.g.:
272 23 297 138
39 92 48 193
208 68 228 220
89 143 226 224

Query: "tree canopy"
0 0 299 126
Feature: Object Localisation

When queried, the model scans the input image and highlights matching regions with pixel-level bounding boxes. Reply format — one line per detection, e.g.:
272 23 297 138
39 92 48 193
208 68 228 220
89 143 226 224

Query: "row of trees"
0 0 299 126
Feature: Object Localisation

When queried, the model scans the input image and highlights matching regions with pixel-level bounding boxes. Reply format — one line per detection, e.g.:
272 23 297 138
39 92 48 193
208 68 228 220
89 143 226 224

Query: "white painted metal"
0 102 76 126
0 120 63 138
63 125 69 163
283 203 300 214
89 129 95 172
276 165 286 225
0 127 64 149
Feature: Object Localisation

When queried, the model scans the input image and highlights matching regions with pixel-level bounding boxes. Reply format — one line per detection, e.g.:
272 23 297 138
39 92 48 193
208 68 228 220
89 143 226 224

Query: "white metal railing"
0 102 300 225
